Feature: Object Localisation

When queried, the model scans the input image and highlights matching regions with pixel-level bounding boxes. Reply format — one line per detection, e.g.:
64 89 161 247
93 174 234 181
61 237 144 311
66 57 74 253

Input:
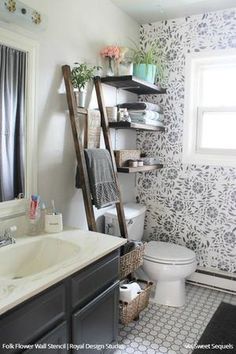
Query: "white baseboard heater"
187 267 236 294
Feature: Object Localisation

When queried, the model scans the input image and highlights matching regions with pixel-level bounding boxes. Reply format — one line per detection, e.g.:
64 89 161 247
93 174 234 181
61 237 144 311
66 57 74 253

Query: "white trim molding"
188 267 236 294
0 27 38 219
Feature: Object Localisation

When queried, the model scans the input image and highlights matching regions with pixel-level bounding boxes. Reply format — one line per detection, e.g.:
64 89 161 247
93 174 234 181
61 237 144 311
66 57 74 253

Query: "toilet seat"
144 241 196 265
144 256 195 265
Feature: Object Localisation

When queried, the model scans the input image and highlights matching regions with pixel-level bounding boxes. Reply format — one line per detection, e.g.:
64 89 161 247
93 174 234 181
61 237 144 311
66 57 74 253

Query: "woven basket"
114 150 141 167
119 279 153 325
120 243 145 279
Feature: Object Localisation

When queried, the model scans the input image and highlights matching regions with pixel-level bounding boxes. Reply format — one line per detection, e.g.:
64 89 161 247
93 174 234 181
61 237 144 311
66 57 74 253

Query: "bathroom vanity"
0 230 126 354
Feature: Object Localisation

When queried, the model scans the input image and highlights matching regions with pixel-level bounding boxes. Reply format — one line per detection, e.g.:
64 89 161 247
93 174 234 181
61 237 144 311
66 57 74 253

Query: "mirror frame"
0 28 38 218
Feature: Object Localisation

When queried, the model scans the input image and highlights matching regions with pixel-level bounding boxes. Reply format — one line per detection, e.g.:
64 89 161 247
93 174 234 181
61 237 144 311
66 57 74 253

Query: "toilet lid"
144 241 196 264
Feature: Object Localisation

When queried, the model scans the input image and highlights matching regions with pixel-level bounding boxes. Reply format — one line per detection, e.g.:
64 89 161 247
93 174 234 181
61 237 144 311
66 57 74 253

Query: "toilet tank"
104 203 146 241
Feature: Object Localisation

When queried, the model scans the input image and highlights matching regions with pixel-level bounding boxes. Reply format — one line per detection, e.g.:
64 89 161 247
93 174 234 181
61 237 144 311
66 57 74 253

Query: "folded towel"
76 149 119 209
130 117 164 127
143 119 164 127
117 102 162 113
120 241 144 256
132 241 144 248
129 110 163 122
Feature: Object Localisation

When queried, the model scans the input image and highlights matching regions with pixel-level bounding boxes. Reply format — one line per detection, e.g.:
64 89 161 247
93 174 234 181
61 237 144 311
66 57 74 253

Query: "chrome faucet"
0 226 17 248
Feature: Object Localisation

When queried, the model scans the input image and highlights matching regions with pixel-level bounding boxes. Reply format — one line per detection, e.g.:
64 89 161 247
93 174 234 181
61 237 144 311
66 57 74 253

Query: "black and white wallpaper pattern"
136 9 236 273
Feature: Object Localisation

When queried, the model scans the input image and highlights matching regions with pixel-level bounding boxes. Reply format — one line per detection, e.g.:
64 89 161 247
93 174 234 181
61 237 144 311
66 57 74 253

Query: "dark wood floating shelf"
109 121 165 132
117 164 163 173
100 75 166 95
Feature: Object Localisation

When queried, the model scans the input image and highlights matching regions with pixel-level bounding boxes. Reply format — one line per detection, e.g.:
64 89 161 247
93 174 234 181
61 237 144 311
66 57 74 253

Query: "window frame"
196 106 236 155
183 49 236 167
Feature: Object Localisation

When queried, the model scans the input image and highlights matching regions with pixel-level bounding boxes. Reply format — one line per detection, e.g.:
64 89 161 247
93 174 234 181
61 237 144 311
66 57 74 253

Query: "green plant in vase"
131 41 165 84
71 62 100 107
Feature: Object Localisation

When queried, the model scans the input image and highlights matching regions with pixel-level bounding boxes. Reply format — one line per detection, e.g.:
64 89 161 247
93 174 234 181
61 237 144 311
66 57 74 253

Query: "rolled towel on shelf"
129 110 163 122
117 102 163 113
129 116 164 127
119 282 142 303
141 157 161 165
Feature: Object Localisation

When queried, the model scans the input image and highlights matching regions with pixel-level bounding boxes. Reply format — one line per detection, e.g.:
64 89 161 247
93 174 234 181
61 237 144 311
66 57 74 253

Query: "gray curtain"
0 45 26 202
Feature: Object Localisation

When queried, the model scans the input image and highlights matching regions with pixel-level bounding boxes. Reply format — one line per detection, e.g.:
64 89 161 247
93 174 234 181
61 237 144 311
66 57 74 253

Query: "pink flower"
100 46 121 60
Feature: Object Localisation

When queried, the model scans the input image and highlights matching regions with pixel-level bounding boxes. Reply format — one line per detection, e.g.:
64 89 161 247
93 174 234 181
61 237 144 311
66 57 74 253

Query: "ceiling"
111 0 236 24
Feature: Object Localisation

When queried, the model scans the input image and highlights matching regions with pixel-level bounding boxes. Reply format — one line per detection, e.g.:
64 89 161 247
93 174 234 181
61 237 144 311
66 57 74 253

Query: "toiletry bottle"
44 200 63 233
40 202 46 233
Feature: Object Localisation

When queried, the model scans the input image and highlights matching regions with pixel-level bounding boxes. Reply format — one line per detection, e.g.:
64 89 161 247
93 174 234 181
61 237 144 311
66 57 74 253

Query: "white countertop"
0 229 126 316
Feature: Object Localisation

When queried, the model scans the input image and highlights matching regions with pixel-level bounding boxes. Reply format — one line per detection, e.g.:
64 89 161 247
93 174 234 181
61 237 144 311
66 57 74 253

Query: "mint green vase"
133 64 157 84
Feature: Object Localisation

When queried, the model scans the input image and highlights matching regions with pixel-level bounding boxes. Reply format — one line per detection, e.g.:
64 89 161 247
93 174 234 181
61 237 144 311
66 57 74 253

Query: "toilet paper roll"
119 282 141 303
129 281 142 294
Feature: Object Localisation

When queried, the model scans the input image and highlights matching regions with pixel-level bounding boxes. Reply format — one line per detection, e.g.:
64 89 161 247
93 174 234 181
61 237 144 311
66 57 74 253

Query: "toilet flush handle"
128 219 134 225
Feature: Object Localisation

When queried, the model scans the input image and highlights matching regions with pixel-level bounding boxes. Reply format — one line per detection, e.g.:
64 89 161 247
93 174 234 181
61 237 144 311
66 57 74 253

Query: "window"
183 50 236 166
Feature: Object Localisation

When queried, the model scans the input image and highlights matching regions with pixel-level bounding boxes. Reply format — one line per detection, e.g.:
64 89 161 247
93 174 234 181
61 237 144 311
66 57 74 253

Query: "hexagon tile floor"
115 284 236 354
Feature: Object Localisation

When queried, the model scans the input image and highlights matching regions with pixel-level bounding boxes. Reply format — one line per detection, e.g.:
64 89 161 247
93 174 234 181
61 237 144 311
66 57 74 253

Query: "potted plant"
71 62 100 107
131 43 164 84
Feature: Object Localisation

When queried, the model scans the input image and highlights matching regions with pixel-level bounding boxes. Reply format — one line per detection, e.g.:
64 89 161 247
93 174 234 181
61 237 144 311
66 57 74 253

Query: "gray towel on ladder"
83 149 119 209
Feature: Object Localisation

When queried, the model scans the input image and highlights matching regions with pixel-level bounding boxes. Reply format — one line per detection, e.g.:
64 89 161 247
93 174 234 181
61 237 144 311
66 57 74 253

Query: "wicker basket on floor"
120 243 145 279
119 279 153 325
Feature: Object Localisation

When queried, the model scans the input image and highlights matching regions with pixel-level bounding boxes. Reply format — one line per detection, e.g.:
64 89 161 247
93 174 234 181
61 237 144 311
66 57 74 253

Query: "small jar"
118 108 131 122
117 108 124 121
122 108 131 122
137 160 144 167
129 160 138 167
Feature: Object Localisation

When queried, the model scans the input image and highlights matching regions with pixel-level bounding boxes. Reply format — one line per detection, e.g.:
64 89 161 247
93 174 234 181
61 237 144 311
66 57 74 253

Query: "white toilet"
104 203 197 307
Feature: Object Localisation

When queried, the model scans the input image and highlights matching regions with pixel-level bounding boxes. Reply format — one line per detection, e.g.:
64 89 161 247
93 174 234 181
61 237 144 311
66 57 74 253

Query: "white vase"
118 62 133 76
75 90 86 108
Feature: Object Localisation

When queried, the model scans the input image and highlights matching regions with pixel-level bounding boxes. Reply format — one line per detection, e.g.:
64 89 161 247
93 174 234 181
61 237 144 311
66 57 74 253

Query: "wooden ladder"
62 65 128 238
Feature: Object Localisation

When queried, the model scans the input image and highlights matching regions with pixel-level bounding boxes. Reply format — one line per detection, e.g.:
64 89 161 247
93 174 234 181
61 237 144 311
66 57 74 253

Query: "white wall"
0 0 139 231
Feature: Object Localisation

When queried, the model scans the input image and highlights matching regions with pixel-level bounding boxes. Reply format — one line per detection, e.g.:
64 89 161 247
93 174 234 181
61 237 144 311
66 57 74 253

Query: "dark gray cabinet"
0 250 119 354
71 251 119 309
0 284 66 353
72 282 119 354
24 322 68 354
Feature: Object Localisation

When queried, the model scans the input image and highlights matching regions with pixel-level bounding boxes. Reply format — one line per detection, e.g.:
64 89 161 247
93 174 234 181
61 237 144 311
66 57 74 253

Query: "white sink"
0 237 80 280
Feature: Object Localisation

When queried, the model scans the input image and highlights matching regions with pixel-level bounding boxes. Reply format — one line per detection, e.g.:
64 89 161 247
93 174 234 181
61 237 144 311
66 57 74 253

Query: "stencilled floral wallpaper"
136 9 236 273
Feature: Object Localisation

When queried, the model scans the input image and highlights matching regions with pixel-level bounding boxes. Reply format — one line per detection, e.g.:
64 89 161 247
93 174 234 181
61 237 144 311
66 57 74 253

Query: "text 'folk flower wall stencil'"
137 9 236 273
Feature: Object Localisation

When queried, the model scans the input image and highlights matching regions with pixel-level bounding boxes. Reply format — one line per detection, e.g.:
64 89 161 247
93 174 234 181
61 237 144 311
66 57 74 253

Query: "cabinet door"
72 282 119 354
0 284 66 354
24 322 68 354
71 250 119 310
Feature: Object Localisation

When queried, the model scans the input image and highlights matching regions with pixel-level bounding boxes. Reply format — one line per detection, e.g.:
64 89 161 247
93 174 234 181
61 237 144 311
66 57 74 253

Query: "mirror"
0 28 37 217
0 44 26 202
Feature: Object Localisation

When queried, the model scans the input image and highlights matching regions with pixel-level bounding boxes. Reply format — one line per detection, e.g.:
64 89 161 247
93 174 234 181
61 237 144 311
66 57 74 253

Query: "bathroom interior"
0 0 236 353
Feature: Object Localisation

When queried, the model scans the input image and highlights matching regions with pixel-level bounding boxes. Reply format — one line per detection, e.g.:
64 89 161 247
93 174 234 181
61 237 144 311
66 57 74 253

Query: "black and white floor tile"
115 285 236 354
